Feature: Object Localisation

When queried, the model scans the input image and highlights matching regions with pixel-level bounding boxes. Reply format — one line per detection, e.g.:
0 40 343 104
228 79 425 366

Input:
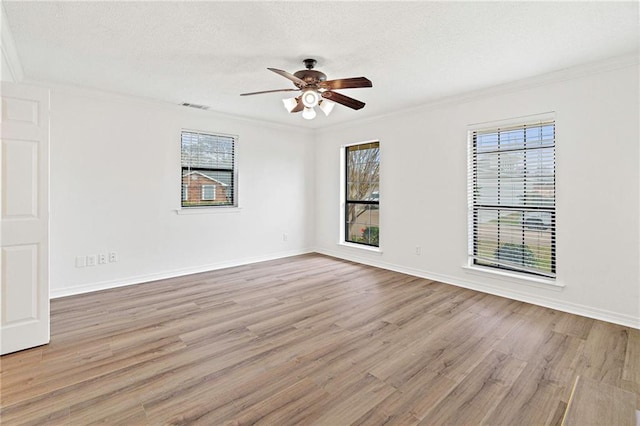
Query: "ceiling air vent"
181 102 210 110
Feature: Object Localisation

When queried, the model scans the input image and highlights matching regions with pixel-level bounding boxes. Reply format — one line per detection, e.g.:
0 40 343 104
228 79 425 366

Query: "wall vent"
181 102 210 110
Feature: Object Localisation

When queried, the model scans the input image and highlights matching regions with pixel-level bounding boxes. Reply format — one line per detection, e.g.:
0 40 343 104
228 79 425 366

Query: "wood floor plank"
69 394 148 425
1 335 186 406
354 368 458 423
483 362 563 425
495 306 561 360
224 377 330 425
623 328 640 386
311 372 397 425
1 253 638 425
553 312 594 340
0 347 42 374
562 375 637 426
8 406 71 426
419 350 527 424
575 321 629 387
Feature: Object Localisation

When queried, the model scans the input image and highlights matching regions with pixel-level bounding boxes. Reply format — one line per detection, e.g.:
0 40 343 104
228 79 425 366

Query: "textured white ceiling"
3 1 639 128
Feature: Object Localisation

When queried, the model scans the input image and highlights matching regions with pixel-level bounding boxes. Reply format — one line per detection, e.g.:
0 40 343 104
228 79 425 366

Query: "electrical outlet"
87 255 97 266
98 253 107 264
75 256 86 268
109 251 118 263
415 246 421 255
283 233 288 242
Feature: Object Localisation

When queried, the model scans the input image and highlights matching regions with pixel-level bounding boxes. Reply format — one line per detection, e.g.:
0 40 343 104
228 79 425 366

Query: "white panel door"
0 82 50 355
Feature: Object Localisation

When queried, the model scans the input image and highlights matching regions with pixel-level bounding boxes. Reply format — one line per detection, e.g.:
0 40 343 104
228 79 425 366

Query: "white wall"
49 87 315 297
33 56 640 329
314 60 640 328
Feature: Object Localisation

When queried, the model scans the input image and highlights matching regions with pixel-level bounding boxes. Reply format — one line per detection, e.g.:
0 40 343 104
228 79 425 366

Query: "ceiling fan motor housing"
293 69 326 85
293 58 326 86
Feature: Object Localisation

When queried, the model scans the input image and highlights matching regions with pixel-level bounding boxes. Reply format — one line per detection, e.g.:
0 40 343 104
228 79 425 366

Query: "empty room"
1 1 639 425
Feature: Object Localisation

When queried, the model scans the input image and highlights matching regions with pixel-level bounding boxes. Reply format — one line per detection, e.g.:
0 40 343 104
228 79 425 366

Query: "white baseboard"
51 247 639 330
314 248 640 330
50 248 314 299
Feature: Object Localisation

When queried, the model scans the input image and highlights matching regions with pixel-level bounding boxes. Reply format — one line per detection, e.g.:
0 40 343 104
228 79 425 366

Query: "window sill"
337 242 383 255
462 264 564 291
176 207 241 215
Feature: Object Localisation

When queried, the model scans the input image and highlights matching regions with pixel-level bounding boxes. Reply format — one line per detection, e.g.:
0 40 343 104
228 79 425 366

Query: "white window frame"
467 113 556 281
339 140 381 251
201 184 216 201
182 184 188 201
179 129 238 210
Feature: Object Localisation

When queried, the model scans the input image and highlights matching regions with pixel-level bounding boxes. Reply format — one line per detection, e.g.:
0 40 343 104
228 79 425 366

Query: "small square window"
201 185 216 201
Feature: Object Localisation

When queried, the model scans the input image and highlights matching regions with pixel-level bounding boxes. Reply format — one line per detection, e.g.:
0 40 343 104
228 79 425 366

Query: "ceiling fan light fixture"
302 107 317 120
319 99 335 116
282 97 298 112
301 89 320 108
241 59 372 119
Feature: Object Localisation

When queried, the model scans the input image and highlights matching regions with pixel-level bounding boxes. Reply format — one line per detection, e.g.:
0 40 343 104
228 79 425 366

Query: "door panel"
2 139 38 218
2 244 38 324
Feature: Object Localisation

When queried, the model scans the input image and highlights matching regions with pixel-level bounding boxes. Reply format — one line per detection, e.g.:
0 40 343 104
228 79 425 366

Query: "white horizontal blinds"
345 142 380 247
470 121 556 277
181 131 236 207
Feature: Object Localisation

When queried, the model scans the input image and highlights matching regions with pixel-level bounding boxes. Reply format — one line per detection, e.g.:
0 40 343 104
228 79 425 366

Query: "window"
344 141 380 247
181 130 237 208
201 185 216 201
469 120 555 278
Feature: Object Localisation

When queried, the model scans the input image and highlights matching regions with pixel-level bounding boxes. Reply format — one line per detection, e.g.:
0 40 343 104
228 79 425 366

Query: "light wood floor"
1 254 638 425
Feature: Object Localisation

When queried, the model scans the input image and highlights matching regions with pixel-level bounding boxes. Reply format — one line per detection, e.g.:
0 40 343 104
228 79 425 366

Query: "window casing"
344 141 380 247
201 185 216 201
469 120 555 278
181 130 237 208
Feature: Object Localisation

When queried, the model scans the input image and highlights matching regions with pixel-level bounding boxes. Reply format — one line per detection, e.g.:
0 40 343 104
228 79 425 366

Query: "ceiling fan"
240 58 372 120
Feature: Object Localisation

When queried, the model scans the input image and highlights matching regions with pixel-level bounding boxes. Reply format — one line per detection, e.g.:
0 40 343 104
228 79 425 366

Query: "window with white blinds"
181 131 237 208
469 120 555 278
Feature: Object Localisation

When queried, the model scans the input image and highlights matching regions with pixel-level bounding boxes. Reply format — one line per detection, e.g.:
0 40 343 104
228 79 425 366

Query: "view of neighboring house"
181 171 229 206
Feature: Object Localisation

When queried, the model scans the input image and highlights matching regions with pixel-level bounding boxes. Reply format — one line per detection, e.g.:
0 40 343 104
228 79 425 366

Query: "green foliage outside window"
360 226 379 246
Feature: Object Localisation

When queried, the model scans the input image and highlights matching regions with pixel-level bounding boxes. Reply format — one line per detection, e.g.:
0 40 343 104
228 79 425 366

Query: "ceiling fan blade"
291 97 304 113
267 68 308 87
240 88 299 96
321 91 365 110
319 77 372 90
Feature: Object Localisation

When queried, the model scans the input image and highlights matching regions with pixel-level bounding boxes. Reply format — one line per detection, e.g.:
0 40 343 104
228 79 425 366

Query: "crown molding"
22 78 315 135
1 4 24 82
318 52 640 134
